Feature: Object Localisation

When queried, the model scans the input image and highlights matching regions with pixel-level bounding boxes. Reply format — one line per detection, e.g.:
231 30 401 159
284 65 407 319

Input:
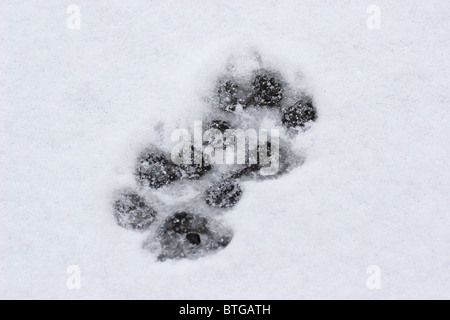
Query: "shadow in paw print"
205 119 232 133
245 139 303 179
136 146 212 188
217 80 247 112
135 149 181 189
178 145 212 180
248 70 284 108
205 177 243 208
113 52 318 261
281 96 317 130
113 191 157 230
147 212 232 261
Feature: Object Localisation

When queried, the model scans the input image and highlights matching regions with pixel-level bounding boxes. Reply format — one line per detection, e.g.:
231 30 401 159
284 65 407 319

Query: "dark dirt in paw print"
112 51 318 261
186 232 201 245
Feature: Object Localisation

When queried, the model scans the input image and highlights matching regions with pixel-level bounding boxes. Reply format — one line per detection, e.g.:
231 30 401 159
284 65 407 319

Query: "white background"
1 0 449 299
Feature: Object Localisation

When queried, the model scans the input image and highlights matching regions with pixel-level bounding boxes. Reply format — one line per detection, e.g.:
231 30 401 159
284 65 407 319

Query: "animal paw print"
112 53 318 261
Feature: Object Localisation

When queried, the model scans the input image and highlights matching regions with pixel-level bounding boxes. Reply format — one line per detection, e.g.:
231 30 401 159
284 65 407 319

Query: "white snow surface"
1 0 450 299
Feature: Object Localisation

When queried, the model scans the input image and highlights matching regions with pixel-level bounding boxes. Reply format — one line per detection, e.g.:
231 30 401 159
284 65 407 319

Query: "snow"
1 0 450 299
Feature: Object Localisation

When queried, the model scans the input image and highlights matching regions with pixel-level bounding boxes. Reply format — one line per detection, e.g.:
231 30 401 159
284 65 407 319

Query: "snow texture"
1 0 450 299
